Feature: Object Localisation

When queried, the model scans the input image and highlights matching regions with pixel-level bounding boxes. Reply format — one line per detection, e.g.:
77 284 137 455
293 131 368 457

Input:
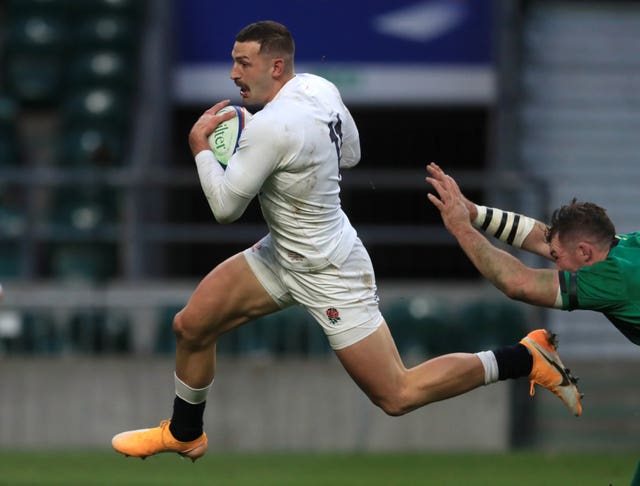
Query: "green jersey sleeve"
558 258 626 312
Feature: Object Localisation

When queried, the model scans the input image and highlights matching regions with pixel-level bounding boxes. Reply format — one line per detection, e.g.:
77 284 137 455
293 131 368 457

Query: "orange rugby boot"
520 329 583 417
112 420 208 462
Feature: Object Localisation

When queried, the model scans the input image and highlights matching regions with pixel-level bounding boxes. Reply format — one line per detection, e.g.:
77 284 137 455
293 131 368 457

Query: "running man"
111 22 581 462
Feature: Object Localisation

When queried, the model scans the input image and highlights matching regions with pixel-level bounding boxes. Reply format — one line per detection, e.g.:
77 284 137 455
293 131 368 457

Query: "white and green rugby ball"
208 105 253 167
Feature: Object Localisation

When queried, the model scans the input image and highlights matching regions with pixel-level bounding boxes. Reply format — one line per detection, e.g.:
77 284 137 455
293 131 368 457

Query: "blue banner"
174 0 494 104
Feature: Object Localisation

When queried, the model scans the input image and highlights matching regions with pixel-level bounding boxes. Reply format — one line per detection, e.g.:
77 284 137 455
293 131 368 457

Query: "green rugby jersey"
558 232 640 345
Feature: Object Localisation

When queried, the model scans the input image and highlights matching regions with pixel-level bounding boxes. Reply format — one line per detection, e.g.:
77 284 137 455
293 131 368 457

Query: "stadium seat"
73 14 138 51
260 307 329 357
223 316 267 356
5 14 67 53
8 0 145 19
0 204 27 239
3 13 67 104
57 127 125 167
383 300 422 356
7 311 61 354
66 309 132 353
46 185 120 284
383 297 459 357
0 95 18 125
0 94 20 163
0 187 26 278
154 305 181 354
49 243 118 282
6 0 69 15
49 185 120 230
66 50 136 92
61 87 130 131
0 96 21 165
4 54 64 104
67 0 145 19
232 309 329 357
385 297 532 356
454 299 529 352
0 135 19 166
0 242 22 279
296 309 331 356
0 309 22 354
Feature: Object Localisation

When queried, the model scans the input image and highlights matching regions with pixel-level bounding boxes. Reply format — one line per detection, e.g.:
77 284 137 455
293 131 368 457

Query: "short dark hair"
235 21 295 58
546 198 616 247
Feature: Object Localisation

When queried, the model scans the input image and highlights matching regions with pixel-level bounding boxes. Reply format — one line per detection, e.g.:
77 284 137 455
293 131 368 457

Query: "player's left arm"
446 222 561 307
427 169 560 307
426 163 553 260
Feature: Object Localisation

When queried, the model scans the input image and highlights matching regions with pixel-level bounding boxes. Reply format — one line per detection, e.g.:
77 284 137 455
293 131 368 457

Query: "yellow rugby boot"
520 329 583 416
112 420 208 462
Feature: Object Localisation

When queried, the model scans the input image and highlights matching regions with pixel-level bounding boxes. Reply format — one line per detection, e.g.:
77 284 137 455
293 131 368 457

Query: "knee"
371 388 414 417
173 310 217 349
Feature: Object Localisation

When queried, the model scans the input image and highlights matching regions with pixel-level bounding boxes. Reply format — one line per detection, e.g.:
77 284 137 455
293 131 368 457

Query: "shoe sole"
115 439 208 463
120 445 206 463
522 333 583 416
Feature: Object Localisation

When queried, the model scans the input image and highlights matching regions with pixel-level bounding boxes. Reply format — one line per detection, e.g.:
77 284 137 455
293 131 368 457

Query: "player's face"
549 234 585 272
230 41 277 105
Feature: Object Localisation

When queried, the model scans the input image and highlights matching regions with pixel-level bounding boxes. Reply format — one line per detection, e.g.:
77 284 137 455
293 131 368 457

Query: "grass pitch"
0 450 636 485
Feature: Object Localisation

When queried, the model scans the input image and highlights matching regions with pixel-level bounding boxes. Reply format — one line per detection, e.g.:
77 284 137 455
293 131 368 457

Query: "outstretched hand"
425 162 475 234
188 100 238 155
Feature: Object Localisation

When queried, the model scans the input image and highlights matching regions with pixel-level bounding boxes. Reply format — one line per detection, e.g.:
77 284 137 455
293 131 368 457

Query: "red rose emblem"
326 307 341 325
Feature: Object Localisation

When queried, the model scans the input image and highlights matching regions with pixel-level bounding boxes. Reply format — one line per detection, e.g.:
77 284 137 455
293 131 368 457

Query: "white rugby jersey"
196 73 361 271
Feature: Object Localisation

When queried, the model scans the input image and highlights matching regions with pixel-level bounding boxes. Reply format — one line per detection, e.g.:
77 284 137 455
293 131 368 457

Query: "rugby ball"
208 105 253 167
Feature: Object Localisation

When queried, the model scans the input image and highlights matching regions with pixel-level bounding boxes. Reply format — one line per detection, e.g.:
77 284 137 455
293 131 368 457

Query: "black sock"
493 343 533 381
169 396 206 442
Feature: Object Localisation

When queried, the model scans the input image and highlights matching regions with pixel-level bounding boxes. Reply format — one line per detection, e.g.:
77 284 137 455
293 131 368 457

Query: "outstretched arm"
426 164 560 308
425 163 553 260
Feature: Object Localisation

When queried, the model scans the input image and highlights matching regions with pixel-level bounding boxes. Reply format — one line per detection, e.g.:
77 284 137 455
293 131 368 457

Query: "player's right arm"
189 101 253 223
190 101 280 224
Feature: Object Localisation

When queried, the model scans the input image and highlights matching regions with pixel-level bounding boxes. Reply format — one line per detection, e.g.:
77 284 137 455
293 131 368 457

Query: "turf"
0 450 636 485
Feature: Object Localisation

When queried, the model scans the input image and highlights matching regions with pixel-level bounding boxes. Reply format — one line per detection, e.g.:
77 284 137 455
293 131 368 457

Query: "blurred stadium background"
0 0 639 463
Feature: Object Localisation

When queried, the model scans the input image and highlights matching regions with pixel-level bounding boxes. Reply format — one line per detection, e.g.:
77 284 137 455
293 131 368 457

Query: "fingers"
195 102 238 133
427 192 443 210
427 174 464 212
426 163 452 191
426 175 451 198
426 164 466 212
201 101 238 126
425 176 439 187
427 162 442 172
426 163 462 199
426 177 449 205
189 100 237 154
425 176 442 192
204 99 231 115
426 162 444 178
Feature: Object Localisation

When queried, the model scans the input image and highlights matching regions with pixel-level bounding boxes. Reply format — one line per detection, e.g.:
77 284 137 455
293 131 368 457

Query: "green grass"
0 450 636 485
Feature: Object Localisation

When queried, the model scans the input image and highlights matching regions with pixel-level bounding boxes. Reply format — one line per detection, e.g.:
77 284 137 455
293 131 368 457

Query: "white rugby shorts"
243 235 384 350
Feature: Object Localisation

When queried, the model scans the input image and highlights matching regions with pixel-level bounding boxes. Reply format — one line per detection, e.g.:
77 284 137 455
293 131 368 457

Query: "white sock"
475 351 499 385
174 372 213 405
